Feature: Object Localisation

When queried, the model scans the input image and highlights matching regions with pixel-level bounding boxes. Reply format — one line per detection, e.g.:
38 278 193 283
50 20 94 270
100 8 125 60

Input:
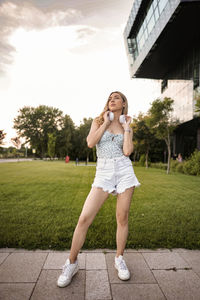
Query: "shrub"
183 150 200 176
138 154 146 166
149 150 200 176
170 159 179 171
138 154 151 167
175 162 184 173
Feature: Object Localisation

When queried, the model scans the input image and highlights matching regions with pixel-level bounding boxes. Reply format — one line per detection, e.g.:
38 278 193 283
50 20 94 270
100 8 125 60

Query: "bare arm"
87 112 110 148
122 116 134 156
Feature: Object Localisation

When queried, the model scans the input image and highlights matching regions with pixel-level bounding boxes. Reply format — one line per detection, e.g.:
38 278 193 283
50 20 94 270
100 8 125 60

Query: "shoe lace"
118 259 128 270
62 264 71 276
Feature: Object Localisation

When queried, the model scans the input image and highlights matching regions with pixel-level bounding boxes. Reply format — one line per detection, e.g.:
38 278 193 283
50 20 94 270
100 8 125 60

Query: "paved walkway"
0 248 200 300
0 159 33 163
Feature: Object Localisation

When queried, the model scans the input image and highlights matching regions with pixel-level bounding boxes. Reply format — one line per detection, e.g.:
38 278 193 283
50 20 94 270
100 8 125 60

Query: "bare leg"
116 187 134 257
69 187 109 263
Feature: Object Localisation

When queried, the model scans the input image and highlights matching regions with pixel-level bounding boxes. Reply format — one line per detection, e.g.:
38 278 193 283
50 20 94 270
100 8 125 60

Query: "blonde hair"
95 91 128 125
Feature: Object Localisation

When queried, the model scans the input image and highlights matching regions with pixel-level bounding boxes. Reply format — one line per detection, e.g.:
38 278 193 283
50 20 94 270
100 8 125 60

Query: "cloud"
0 0 83 74
0 1 83 29
0 0 134 74
0 41 15 75
76 27 97 40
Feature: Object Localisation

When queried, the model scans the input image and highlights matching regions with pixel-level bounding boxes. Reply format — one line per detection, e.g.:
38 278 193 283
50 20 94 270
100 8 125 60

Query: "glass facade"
127 0 168 60
161 45 200 122
168 46 200 83
162 80 194 123
124 0 200 156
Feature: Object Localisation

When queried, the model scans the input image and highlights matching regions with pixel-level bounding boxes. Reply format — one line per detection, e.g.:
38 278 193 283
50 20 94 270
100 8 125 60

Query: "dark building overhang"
124 0 200 79
174 116 200 136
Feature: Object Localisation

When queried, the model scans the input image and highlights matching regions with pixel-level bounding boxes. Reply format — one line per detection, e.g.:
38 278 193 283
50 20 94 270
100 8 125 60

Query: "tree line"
1 95 199 174
0 97 181 172
0 106 94 161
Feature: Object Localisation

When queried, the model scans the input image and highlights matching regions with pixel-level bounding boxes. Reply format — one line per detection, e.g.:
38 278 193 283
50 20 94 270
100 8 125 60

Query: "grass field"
0 160 200 250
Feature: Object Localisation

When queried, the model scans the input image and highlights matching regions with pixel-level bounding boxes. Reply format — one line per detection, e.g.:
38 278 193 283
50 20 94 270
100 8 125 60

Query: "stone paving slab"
153 269 200 300
86 253 107 270
142 252 190 270
0 252 47 282
0 283 35 300
86 270 111 300
106 253 156 284
111 283 166 300
178 250 200 277
43 252 86 270
0 253 9 265
31 270 85 300
1 248 200 300
43 252 69 269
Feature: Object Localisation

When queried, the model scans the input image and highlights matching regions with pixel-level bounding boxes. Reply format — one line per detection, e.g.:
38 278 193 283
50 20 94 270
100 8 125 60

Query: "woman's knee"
116 211 129 226
78 214 92 228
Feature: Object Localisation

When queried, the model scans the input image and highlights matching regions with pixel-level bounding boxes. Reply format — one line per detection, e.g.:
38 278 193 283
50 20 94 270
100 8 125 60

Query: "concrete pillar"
197 127 200 150
173 134 176 155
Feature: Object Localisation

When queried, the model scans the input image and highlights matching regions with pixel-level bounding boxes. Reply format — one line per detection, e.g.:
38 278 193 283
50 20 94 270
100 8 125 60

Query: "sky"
0 0 161 146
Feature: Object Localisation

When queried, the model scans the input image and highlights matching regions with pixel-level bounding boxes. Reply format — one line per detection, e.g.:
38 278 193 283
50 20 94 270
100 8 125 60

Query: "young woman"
57 91 140 288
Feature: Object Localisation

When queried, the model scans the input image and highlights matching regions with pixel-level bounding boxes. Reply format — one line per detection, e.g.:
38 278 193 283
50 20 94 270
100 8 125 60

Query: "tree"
147 97 178 174
13 105 63 157
56 114 75 158
195 96 200 113
0 130 6 145
11 137 21 149
132 113 156 168
75 118 93 161
11 137 22 160
47 133 56 159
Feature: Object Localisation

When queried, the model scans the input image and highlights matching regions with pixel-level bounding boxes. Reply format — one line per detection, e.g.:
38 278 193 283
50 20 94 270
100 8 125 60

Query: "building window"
147 14 155 33
127 38 139 60
146 5 154 24
194 65 200 89
158 0 168 15
154 6 160 21
129 0 169 62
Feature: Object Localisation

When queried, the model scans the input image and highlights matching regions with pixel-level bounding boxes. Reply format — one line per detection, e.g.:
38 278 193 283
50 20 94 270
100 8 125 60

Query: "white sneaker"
115 255 130 280
57 258 79 287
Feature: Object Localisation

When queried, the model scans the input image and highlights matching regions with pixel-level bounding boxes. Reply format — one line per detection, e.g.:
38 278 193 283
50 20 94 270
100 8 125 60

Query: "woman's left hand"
121 115 132 130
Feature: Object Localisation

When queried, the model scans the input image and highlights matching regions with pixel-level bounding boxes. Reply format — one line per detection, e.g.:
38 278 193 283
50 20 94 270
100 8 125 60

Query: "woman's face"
108 93 124 112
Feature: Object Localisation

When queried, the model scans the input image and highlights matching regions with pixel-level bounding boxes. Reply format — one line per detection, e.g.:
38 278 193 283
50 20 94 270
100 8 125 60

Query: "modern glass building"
124 0 200 157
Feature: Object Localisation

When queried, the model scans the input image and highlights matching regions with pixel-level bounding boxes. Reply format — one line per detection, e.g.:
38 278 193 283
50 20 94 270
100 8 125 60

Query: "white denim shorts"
92 155 141 195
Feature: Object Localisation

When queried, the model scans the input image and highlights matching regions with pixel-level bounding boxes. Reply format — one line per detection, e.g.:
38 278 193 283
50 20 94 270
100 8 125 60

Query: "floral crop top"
96 130 124 159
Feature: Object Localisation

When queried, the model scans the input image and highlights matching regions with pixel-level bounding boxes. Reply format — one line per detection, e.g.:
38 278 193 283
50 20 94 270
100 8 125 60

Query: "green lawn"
0 161 200 250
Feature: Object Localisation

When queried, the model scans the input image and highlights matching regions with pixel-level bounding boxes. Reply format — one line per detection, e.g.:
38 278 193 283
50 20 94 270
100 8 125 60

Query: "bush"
175 162 184 173
133 161 140 167
183 150 200 176
146 150 200 176
138 154 146 166
170 159 179 171
138 154 151 167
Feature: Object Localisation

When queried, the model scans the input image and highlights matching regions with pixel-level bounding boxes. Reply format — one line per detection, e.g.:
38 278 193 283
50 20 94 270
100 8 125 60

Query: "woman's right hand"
87 111 110 148
103 111 111 126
